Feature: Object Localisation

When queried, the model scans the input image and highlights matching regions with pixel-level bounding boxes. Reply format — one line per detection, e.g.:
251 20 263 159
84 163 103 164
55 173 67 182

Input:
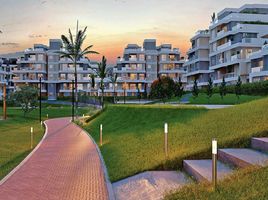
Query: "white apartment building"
114 39 185 96
209 4 268 85
1 39 112 100
247 33 268 82
184 30 211 89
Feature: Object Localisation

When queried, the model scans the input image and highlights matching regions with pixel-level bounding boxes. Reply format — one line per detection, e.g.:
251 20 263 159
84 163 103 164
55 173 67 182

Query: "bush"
214 80 268 96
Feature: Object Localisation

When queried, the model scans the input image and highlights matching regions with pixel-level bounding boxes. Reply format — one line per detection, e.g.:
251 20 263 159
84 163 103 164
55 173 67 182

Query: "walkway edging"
73 122 115 200
0 121 49 186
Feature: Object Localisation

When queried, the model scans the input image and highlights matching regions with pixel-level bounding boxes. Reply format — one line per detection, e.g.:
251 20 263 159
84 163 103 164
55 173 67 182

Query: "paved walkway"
0 118 109 200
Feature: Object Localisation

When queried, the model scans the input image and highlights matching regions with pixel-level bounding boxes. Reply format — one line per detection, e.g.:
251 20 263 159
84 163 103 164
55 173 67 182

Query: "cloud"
0 42 20 47
28 34 47 38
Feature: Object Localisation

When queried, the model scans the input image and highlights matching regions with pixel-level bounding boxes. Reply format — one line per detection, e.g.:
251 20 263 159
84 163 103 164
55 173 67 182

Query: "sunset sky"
0 0 268 64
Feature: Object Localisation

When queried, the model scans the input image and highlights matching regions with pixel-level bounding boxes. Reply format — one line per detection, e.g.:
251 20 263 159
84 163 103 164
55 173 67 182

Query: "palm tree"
92 56 108 108
90 74 96 106
109 73 118 104
59 26 98 118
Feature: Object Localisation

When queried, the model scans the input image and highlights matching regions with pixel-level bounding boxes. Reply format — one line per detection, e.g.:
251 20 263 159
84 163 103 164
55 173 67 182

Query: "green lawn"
83 97 268 182
0 105 96 179
165 166 268 200
188 93 263 105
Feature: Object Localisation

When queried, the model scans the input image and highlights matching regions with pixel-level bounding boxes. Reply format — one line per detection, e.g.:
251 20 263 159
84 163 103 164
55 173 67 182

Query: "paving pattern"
0 118 108 200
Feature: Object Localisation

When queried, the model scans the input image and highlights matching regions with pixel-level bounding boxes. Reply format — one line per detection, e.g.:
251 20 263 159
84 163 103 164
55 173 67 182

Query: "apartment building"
209 4 268 85
114 39 185 96
0 58 16 98
247 33 268 82
1 39 104 100
184 30 211 89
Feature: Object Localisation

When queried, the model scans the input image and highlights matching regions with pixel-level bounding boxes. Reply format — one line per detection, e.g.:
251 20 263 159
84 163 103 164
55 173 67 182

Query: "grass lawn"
188 93 263 105
83 97 268 182
165 166 268 200
0 105 96 180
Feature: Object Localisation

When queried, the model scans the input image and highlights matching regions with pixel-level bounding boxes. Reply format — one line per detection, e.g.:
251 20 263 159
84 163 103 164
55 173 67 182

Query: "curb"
0 120 49 186
72 122 115 200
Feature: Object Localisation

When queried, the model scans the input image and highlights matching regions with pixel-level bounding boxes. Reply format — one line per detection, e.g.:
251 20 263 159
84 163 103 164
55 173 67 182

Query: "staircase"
183 137 268 182
113 137 268 200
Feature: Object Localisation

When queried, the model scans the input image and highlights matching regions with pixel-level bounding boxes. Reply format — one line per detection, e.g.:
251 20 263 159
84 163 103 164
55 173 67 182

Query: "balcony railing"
251 66 264 73
230 54 241 61
217 41 232 51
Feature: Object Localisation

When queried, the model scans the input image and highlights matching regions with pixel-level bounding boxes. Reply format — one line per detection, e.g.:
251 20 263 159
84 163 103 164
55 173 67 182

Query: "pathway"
0 118 109 200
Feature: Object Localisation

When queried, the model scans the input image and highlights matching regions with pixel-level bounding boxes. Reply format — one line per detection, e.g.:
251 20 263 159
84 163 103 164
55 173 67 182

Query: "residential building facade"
209 4 268 85
114 39 185 96
184 30 211 89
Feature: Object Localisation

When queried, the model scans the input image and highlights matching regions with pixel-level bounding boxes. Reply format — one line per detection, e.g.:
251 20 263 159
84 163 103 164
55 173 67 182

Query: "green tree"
92 56 108 108
219 76 227 99
109 73 118 104
235 76 242 103
174 77 184 102
12 86 38 116
59 26 98 118
192 78 199 99
206 76 213 103
150 76 175 103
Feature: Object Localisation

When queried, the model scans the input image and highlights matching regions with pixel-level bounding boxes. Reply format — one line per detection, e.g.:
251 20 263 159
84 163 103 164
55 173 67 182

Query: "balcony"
230 54 241 61
217 41 232 51
251 66 263 73
216 30 226 37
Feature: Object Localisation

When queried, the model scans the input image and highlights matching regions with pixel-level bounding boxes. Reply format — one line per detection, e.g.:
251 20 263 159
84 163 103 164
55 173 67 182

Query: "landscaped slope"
0 106 93 179
165 166 268 200
83 98 268 182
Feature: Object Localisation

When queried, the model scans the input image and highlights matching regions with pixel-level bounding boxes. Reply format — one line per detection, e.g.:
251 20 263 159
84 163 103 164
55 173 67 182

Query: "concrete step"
251 137 268 152
183 159 233 182
112 171 191 200
218 148 268 168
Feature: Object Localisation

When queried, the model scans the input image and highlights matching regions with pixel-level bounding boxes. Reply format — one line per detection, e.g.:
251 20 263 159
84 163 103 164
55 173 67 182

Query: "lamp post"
212 138 217 191
100 124 103 146
3 82 7 120
38 75 43 122
30 127 34 149
123 82 127 104
164 123 168 158
72 80 75 122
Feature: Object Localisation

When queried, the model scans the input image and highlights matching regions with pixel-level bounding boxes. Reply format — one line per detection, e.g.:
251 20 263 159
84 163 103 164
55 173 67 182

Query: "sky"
0 0 268 65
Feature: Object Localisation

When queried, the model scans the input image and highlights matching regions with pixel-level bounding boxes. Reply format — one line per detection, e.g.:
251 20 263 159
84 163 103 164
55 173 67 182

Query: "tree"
59 26 98 118
109 73 118 104
92 56 108 108
12 86 38 116
211 12 216 22
192 78 199 99
150 76 175 103
174 77 184 102
219 76 227 99
235 76 242 103
206 76 213 103
90 74 97 106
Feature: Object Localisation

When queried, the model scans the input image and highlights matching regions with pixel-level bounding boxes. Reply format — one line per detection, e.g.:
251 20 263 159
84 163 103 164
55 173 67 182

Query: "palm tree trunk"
74 60 78 119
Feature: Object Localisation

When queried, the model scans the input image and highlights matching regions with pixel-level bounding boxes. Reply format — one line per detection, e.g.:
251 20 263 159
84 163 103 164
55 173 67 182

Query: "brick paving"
0 118 109 200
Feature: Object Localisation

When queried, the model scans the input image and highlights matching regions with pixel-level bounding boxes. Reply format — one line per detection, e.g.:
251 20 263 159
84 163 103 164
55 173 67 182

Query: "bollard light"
83 114 85 118
40 121 43 126
46 114 48 119
164 123 168 158
30 127 34 149
100 124 103 146
212 138 217 191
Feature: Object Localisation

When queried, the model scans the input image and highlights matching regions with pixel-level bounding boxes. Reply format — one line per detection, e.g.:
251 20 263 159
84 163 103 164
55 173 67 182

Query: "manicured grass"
188 93 263 105
83 97 268 182
165 166 268 200
0 105 96 179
